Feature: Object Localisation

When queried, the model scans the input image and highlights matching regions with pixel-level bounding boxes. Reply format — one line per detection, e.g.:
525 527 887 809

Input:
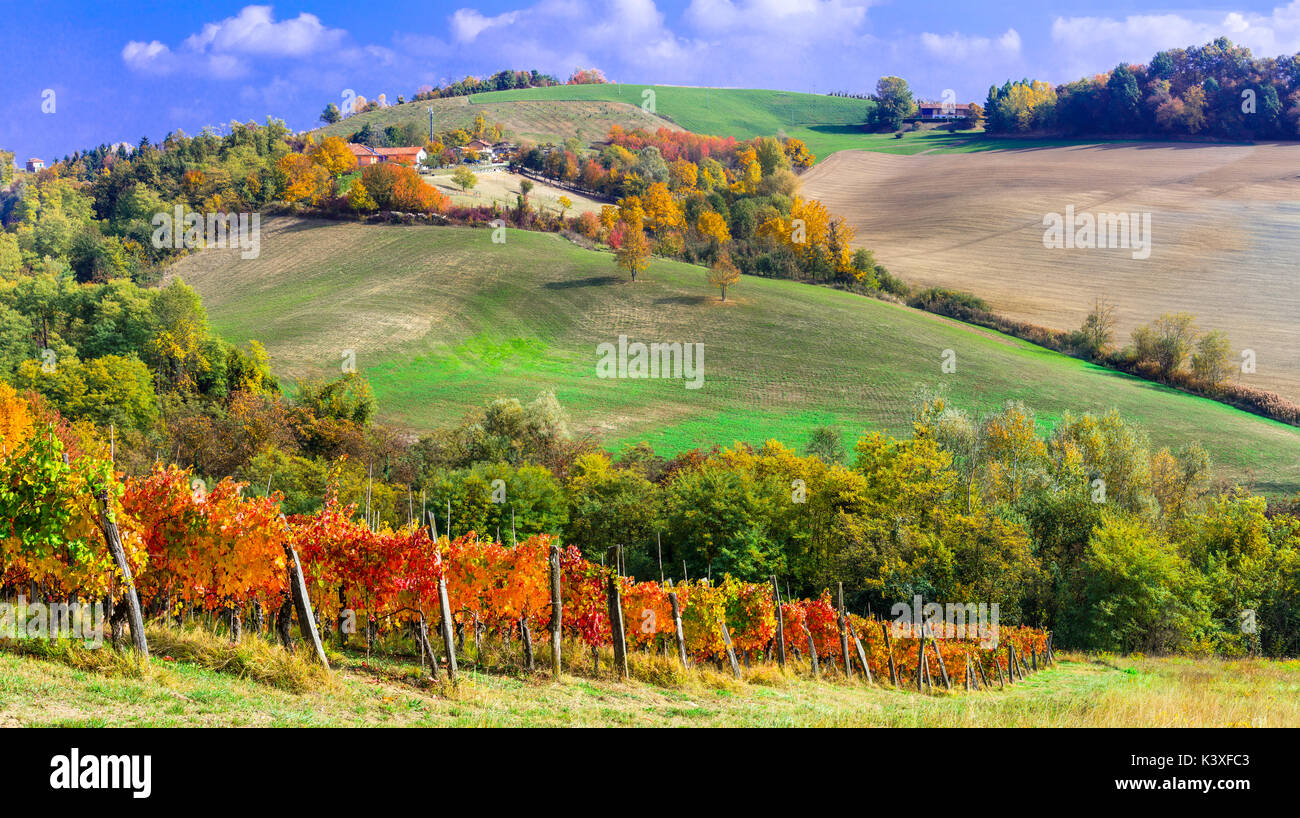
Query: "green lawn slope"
169 218 1300 494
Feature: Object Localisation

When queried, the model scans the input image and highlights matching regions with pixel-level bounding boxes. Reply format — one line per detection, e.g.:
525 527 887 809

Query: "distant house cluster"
915 102 974 121
346 143 427 169
455 138 513 163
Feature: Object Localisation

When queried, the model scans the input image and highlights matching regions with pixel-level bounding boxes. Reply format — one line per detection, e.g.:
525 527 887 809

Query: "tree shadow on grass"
543 275 623 289
654 295 710 306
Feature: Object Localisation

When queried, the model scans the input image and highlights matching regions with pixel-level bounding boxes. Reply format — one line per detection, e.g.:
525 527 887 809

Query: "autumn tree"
696 210 731 245
615 221 651 282
640 182 683 232
1132 312 1199 377
707 253 740 301
276 153 330 206
308 136 356 177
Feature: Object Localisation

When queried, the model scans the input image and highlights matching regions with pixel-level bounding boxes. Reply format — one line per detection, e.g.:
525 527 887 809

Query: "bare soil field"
802 142 1300 401
424 168 607 216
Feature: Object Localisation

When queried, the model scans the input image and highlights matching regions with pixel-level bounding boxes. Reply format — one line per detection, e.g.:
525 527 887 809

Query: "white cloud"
685 0 869 35
121 40 173 73
123 4 348 78
450 9 521 43
920 28 1021 61
182 5 346 57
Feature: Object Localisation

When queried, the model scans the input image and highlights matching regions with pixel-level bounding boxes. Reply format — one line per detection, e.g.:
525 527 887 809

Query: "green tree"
870 76 915 131
452 165 478 192
1191 329 1232 387
1067 511 1206 652
563 452 660 565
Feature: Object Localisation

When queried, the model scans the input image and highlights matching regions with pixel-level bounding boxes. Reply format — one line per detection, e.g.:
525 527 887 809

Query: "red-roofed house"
373 146 427 166
346 143 383 168
25 158 45 172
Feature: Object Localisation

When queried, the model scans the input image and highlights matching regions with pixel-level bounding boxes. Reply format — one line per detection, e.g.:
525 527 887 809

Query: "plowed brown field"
803 142 1300 400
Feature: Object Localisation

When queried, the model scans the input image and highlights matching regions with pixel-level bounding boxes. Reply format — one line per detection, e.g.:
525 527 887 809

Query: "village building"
346 143 384 168
373 146 427 166
346 143 427 169
25 158 45 172
915 102 974 121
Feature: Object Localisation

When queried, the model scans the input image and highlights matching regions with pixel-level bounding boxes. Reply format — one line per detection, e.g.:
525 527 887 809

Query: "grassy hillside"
170 217 1300 494
313 83 1129 162
314 94 680 148
471 85 871 157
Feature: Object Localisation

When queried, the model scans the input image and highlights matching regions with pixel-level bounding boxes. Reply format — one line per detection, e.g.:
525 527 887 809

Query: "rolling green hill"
314 94 681 149
314 84 891 161
169 217 1300 495
313 84 1134 163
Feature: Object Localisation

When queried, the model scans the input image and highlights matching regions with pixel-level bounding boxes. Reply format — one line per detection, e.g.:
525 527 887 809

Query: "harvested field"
802 142 1300 401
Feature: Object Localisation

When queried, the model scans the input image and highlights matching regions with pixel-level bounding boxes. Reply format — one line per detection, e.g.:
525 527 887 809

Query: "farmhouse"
373 146 427 166
345 143 427 169
915 102 973 120
346 143 383 168
25 158 45 172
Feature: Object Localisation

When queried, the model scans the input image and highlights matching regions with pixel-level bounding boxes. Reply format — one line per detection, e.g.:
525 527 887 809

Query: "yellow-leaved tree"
707 253 740 301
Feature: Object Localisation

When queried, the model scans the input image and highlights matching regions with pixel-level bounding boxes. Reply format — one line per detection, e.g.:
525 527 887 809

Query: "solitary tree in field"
557 195 572 220
870 76 915 131
616 222 651 282
452 165 478 192
1078 297 1117 359
707 253 740 301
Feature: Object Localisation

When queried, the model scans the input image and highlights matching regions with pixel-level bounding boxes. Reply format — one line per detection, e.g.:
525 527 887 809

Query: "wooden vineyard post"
882 621 899 687
606 545 628 680
548 544 562 678
921 637 933 693
720 620 741 679
1032 644 1039 672
927 625 951 690
669 590 688 668
848 620 872 684
418 610 440 680
916 636 925 692
1007 644 1018 682
284 539 330 669
429 512 458 683
995 652 1007 688
93 489 148 660
1045 633 1055 665
771 576 786 669
836 582 851 678
803 624 819 677
975 653 990 690
520 614 534 671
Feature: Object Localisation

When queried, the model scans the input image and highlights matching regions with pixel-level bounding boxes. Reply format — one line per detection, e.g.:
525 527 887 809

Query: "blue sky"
5 0 1300 162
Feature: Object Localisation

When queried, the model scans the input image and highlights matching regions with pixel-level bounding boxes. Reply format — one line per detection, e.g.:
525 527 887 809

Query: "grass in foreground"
2 630 1297 727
